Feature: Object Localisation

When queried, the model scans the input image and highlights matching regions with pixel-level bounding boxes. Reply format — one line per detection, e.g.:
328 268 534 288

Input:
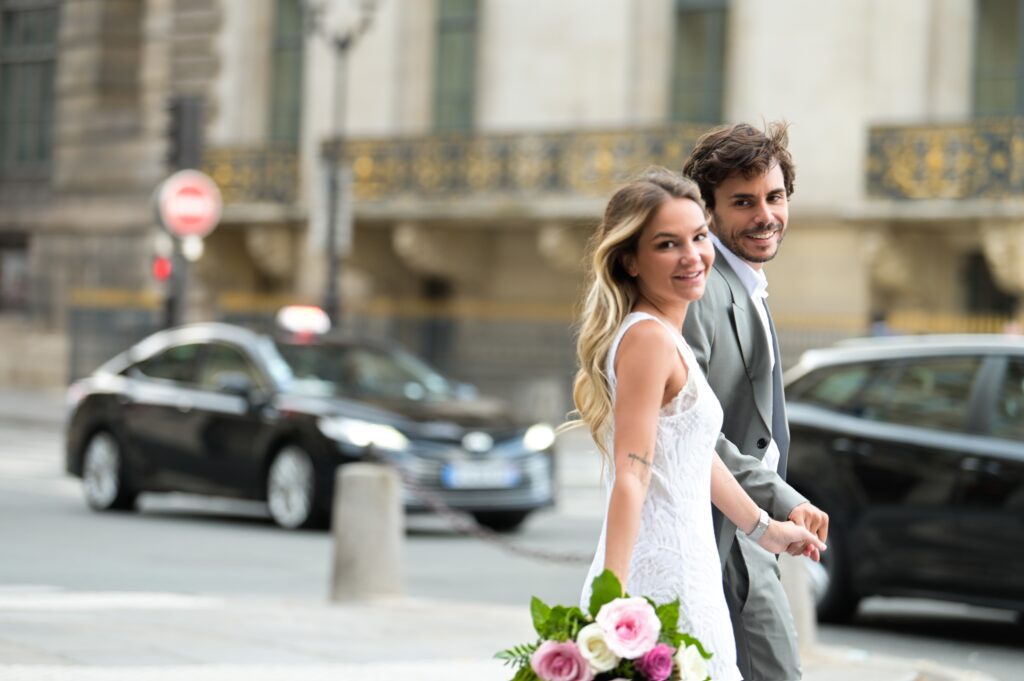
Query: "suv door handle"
831 437 872 457
961 457 1002 475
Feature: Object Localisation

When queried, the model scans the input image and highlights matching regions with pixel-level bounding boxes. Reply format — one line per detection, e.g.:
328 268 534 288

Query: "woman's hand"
756 519 827 561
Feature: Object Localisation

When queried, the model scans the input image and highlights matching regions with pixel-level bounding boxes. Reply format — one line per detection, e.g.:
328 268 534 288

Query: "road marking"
0 661 508 681
0 591 223 611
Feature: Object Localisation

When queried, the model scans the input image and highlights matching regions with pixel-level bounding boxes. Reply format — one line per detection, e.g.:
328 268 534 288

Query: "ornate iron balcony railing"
203 146 300 205
334 124 709 201
867 120 1024 200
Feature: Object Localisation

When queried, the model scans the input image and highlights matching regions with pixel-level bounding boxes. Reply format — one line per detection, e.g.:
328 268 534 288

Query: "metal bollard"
329 463 404 601
779 553 817 651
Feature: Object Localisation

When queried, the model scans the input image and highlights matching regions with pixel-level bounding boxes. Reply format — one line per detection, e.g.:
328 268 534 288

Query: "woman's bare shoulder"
615 319 676 369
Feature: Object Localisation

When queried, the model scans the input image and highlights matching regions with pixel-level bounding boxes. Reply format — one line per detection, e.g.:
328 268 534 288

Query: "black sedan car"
65 315 556 531
784 334 1024 622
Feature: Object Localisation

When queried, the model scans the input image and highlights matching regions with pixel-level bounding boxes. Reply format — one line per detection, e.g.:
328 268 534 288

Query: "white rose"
676 643 709 681
575 623 619 672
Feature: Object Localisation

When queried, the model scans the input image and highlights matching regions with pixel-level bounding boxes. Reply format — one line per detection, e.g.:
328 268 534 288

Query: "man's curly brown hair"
682 121 796 211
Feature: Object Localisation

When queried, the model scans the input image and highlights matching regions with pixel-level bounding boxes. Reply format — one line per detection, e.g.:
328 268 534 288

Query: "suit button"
756 438 768 449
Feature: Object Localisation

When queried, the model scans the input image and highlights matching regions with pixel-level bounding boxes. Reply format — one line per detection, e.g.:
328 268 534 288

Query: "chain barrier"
377 455 593 566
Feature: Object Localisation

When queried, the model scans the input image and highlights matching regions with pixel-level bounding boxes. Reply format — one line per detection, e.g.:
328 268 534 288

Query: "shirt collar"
711 233 768 299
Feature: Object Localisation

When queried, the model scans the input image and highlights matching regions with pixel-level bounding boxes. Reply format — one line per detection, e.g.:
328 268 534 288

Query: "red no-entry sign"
157 170 222 239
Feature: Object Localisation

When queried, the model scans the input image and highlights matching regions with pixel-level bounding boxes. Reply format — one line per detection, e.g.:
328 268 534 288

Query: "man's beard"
713 218 786 264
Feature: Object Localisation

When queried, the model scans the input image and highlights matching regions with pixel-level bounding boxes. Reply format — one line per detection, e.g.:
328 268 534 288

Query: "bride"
572 168 825 680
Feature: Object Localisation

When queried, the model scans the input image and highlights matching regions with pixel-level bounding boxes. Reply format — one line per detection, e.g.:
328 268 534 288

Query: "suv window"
992 358 1024 440
789 363 874 411
135 344 201 384
859 356 981 432
197 343 263 391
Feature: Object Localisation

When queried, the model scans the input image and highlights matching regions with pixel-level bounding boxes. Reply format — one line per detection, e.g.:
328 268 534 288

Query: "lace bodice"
581 312 742 680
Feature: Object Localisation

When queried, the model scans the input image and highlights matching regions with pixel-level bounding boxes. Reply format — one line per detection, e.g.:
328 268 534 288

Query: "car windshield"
266 339 456 402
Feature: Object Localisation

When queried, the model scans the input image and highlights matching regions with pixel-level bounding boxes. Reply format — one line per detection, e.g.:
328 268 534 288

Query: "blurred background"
1 0 1022 424
2 2 1024 679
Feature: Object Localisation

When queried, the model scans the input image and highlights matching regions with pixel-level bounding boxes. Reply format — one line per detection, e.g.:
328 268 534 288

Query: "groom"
682 122 829 681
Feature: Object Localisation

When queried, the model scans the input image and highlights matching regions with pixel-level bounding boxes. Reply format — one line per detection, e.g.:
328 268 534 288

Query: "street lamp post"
302 0 377 325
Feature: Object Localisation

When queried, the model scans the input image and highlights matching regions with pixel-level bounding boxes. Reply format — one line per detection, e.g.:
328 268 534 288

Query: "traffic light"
165 96 204 170
151 255 173 282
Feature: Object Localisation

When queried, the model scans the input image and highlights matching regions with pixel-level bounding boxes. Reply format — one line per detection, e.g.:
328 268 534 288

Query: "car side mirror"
215 372 255 399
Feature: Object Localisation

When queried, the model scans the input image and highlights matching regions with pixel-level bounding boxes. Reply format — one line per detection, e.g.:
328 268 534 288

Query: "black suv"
783 335 1024 622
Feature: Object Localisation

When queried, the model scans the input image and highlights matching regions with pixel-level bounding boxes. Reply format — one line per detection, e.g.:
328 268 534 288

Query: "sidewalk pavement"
0 387 998 681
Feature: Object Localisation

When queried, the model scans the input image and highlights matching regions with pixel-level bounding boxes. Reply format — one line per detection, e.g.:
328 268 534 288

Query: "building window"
670 0 727 124
0 1 58 176
434 0 478 131
974 0 1024 116
0 234 28 312
269 0 304 144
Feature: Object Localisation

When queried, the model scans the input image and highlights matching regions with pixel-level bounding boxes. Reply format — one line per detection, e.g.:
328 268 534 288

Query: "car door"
954 354 1024 604
191 342 272 496
840 355 985 594
122 342 207 491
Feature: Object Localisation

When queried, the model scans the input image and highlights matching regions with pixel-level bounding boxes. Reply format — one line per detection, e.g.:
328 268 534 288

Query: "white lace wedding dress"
581 312 743 681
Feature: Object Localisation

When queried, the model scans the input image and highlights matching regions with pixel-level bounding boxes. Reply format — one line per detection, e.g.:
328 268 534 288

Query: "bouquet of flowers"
495 570 712 681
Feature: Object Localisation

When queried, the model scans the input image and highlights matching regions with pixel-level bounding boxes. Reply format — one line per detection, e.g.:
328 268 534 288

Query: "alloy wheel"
82 432 123 510
267 446 316 529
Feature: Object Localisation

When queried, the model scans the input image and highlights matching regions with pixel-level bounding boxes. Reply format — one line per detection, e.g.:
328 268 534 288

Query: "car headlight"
318 417 409 452
523 423 556 452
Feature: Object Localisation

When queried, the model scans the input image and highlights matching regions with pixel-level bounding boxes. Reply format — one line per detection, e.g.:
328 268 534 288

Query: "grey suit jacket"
683 250 807 563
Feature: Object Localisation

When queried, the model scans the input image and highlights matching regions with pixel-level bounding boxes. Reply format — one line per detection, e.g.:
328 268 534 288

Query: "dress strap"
607 312 689 389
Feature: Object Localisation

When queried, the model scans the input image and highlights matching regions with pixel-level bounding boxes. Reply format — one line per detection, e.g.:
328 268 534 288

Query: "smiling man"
682 122 830 681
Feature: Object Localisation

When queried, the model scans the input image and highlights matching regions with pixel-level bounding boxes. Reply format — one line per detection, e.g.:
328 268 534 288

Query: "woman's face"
622 197 714 305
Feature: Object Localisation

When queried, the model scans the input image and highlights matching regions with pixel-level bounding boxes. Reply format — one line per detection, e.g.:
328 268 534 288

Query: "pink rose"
595 597 662 659
530 640 594 681
635 643 675 681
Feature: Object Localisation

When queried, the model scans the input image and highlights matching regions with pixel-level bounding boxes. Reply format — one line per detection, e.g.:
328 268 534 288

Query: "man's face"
709 163 788 269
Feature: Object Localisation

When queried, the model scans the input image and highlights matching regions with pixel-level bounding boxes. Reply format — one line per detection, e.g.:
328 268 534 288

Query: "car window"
273 341 455 401
135 344 201 385
991 359 1024 440
858 356 981 432
789 363 874 411
196 343 262 392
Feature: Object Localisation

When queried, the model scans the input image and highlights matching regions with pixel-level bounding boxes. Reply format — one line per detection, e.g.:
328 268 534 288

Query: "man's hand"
788 502 829 542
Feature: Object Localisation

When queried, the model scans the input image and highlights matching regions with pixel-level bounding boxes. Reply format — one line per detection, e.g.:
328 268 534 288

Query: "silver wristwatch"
746 509 771 541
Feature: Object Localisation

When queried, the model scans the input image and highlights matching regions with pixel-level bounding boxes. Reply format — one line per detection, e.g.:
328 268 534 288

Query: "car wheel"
472 510 530 533
266 445 322 530
803 517 859 623
81 431 138 511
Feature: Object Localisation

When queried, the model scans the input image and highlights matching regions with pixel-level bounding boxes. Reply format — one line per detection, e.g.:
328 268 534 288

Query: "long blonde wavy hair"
565 167 706 462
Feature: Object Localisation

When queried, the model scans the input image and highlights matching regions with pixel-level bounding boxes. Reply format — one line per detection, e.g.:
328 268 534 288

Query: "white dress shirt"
710 234 781 473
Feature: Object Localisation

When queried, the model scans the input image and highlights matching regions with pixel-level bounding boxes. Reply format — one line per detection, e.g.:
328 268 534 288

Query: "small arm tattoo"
627 452 651 468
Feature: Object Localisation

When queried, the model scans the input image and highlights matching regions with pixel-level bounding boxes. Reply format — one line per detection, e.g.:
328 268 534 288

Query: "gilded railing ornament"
339 124 706 202
203 147 300 205
868 119 1024 199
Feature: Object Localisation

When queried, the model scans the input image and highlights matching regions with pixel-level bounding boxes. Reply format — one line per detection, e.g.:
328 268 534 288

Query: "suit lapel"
715 254 773 433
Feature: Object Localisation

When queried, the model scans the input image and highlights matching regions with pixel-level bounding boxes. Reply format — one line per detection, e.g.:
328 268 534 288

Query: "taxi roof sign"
276 305 331 336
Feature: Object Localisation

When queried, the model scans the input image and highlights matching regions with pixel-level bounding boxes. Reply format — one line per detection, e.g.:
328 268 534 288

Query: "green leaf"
678 632 713 660
542 605 571 640
511 665 540 681
564 606 589 640
530 597 551 635
587 569 623 617
655 599 680 642
494 641 540 669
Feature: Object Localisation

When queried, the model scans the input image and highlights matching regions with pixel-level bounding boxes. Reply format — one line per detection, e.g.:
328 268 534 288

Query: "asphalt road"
1 425 1021 679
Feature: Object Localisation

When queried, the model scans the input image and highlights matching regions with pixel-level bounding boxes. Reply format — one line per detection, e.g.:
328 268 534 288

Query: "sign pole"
154 169 222 328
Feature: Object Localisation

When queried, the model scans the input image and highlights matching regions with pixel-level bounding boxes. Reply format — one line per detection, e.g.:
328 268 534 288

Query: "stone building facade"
1 0 1022 415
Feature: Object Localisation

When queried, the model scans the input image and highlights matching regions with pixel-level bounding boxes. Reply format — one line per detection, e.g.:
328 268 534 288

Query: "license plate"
441 461 521 489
